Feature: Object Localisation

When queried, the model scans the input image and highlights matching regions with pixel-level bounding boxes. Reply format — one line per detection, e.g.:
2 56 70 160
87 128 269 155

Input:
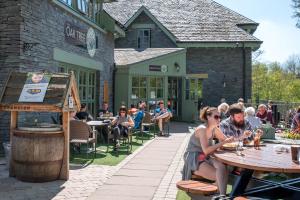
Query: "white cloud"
254 20 300 64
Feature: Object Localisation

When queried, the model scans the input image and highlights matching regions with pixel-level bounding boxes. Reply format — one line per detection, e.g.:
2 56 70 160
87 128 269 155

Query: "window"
149 77 163 99
131 77 147 100
60 64 96 117
137 29 151 49
185 79 190 100
61 0 72 6
77 0 88 14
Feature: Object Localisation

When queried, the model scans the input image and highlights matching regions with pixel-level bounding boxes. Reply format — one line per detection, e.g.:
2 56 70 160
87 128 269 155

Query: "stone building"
0 0 123 144
104 0 262 120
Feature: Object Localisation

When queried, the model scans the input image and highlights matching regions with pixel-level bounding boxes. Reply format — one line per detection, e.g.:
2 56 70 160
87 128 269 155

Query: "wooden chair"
140 111 156 143
69 120 96 157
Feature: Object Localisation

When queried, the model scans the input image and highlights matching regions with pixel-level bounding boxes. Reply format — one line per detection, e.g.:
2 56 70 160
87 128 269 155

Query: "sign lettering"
64 22 87 48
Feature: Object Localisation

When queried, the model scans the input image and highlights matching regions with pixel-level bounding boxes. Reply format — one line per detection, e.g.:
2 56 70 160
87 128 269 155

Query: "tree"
292 0 300 28
252 60 300 103
285 54 300 75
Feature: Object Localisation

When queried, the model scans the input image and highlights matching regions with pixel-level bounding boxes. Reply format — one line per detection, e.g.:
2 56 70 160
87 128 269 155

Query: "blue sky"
215 0 300 64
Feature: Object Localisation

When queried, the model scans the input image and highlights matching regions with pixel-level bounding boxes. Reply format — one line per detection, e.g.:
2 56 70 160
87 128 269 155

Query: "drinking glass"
236 137 243 156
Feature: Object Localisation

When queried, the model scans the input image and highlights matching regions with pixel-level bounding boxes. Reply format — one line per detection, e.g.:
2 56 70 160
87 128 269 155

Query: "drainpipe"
112 63 116 114
242 42 246 100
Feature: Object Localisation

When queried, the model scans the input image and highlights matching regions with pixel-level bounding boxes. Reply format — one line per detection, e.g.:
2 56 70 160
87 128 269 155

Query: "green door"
182 77 203 122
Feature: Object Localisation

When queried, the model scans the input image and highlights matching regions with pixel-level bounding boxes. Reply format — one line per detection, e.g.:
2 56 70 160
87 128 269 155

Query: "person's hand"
223 136 234 144
255 129 263 137
243 130 252 138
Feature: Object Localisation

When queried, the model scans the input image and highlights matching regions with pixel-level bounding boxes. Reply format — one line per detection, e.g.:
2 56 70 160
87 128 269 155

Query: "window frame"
137 29 151 49
61 0 72 6
77 0 88 14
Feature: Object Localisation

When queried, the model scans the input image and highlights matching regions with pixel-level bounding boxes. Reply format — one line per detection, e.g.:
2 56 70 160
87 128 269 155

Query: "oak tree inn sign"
64 21 96 57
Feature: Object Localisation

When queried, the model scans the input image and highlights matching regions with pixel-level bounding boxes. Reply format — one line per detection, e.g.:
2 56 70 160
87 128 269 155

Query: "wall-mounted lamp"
174 62 180 72
222 74 226 88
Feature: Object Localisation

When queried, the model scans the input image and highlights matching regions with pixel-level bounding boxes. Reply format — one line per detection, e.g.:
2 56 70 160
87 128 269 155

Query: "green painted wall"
128 51 186 76
114 50 187 118
114 71 129 113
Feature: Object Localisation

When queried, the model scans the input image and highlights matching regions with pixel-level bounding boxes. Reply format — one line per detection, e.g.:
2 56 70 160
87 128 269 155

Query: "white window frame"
137 29 151 49
61 0 72 6
77 0 88 14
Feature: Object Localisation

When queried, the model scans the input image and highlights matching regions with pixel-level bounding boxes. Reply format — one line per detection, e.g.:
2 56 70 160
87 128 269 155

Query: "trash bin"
2 142 11 170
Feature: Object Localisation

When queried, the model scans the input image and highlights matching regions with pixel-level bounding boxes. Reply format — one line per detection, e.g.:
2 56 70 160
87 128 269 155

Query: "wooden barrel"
12 128 64 182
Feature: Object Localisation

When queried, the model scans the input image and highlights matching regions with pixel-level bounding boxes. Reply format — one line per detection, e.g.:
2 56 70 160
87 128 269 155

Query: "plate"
222 142 238 150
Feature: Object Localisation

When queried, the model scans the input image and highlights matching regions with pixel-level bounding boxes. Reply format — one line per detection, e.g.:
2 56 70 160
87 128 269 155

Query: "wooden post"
59 111 70 180
9 111 17 177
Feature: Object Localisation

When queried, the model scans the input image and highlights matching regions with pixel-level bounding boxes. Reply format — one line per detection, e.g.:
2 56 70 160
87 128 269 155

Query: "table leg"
230 169 254 197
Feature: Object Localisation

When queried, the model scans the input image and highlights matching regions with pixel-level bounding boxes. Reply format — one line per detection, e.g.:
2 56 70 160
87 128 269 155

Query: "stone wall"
115 11 176 48
0 0 114 145
186 47 252 106
0 0 22 144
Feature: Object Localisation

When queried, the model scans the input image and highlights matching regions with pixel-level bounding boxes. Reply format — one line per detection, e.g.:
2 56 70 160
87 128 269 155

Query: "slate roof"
104 0 261 43
114 48 185 66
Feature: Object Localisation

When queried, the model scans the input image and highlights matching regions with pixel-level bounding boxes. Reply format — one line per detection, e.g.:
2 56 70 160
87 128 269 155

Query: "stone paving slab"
106 176 161 186
114 168 165 178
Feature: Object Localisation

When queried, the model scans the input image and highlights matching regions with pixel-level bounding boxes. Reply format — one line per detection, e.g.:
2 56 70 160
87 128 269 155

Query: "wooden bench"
176 180 218 196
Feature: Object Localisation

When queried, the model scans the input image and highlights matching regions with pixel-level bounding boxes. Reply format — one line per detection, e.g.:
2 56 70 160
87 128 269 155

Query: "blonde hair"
218 103 229 113
200 106 217 122
258 104 267 110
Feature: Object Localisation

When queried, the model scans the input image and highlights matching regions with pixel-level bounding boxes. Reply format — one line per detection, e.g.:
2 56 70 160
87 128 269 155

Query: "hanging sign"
19 72 51 102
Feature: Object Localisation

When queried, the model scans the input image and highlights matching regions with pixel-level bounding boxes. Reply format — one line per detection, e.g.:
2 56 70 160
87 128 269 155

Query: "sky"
215 0 300 64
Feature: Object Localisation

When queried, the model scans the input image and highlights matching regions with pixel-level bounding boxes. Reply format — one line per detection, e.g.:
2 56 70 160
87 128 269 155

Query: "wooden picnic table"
214 143 300 199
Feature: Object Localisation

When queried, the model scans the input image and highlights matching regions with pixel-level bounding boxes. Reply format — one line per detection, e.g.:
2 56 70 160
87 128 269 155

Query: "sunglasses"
213 115 221 120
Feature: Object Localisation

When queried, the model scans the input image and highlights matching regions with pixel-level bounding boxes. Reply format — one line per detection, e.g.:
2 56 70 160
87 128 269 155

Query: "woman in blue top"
134 101 146 129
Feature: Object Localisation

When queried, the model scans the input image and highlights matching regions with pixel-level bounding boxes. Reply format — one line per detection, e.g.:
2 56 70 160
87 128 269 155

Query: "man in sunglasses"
219 103 253 142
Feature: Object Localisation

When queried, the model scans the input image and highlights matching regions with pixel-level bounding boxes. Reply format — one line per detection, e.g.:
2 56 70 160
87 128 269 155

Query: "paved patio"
0 122 192 200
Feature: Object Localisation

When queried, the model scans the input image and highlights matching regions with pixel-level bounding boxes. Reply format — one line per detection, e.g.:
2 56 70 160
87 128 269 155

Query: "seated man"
220 103 253 141
97 102 113 143
98 101 113 117
76 103 93 121
154 101 172 136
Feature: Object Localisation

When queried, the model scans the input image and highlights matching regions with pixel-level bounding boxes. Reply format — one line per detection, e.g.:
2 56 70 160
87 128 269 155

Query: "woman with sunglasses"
111 106 134 150
182 106 234 196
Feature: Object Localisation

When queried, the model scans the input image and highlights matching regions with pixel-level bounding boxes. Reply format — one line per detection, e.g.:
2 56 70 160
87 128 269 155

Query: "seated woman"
111 106 134 150
256 104 273 125
134 101 146 129
245 107 262 130
182 106 233 196
291 106 300 133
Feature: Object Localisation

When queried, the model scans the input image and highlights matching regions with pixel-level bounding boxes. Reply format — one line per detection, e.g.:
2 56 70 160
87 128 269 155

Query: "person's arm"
198 128 233 155
128 116 135 127
111 117 118 126
213 127 228 142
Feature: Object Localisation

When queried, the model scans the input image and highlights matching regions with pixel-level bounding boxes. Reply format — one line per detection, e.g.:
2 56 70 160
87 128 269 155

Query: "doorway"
183 77 203 122
168 77 182 120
